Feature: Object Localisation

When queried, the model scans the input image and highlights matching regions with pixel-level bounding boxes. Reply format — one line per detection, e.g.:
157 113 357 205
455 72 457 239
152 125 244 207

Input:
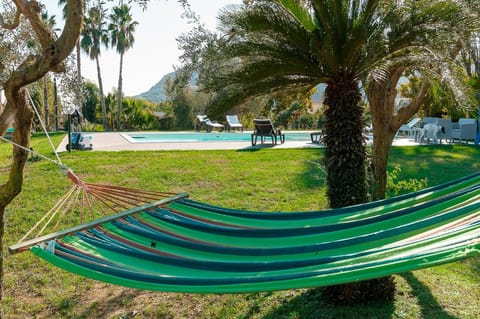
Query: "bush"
387 165 428 196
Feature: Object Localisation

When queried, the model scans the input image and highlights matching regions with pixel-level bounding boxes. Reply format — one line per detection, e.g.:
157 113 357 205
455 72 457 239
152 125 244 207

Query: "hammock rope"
4 91 180 246
27 89 64 166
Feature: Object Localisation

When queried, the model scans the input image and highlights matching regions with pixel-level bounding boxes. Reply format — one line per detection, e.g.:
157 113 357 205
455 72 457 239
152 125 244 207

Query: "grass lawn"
1 134 480 318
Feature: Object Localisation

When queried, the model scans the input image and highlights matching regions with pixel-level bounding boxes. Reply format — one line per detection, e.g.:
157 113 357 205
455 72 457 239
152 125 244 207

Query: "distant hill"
311 84 325 104
135 71 174 102
135 71 197 102
136 71 325 104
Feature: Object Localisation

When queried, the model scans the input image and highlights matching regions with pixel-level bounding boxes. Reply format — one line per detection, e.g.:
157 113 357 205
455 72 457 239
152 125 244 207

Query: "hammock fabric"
9 173 480 293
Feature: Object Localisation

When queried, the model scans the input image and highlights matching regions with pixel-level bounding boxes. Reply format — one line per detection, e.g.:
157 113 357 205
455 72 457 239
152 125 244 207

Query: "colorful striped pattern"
30 173 480 293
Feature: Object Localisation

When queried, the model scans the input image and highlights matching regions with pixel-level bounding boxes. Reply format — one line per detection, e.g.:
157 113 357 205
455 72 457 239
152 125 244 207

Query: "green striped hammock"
9 173 480 293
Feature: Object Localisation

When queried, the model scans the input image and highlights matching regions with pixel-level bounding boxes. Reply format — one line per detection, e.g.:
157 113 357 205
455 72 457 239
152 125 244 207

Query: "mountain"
135 71 198 102
135 71 175 102
136 71 325 104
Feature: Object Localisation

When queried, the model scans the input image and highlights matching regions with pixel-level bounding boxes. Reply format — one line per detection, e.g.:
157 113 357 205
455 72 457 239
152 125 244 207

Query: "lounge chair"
251 119 285 146
205 119 224 132
310 131 322 144
196 115 224 132
226 115 243 132
451 118 477 144
397 117 421 137
4 127 14 140
195 115 208 132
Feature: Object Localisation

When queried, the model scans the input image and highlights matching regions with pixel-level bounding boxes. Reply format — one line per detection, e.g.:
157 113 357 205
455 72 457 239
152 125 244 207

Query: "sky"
48 0 242 96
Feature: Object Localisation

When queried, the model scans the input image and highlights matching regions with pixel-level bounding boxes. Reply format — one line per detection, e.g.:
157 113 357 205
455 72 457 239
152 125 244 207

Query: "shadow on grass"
470 257 480 277
76 289 143 319
256 288 395 319
388 145 480 186
400 272 458 319
237 144 280 152
297 158 326 189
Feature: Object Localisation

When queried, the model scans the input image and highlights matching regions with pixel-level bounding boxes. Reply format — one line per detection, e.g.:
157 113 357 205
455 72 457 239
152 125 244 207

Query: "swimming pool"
121 131 317 143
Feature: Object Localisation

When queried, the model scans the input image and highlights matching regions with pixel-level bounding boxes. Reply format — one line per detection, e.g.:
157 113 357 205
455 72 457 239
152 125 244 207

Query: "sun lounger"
196 115 224 132
251 119 285 145
226 115 243 132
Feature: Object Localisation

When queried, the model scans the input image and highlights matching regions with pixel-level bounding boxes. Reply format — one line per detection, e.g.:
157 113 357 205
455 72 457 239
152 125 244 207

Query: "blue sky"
49 0 242 96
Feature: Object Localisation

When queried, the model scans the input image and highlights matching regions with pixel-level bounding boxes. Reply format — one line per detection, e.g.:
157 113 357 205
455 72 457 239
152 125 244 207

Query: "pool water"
122 132 317 143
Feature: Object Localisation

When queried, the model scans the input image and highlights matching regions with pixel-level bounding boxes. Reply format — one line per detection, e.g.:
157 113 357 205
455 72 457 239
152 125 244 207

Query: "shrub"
387 165 428 196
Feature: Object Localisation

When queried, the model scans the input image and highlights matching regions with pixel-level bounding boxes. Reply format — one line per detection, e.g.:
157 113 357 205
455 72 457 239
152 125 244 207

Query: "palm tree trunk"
76 41 82 82
116 52 124 131
43 75 49 129
321 73 397 304
76 40 83 109
96 56 108 131
323 72 368 208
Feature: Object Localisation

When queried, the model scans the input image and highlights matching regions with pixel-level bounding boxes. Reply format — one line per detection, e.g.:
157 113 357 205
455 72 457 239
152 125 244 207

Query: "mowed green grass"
1 134 479 318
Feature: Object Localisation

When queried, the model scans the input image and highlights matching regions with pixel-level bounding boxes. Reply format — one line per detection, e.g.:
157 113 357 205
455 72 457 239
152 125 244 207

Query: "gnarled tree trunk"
0 1 84 315
367 67 429 199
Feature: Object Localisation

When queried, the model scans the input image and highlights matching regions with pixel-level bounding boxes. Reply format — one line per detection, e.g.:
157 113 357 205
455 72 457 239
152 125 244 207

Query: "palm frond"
274 0 317 31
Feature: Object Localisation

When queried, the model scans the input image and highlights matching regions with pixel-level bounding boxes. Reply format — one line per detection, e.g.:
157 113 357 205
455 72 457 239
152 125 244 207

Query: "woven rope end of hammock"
65 168 82 186
8 192 189 254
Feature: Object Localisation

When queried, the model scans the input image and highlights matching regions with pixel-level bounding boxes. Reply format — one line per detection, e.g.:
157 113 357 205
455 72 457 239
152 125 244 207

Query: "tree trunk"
76 40 83 108
116 52 124 131
43 75 49 129
321 72 397 304
0 89 34 316
0 205 4 312
366 73 399 200
96 55 108 131
323 72 368 208
76 41 82 82
0 1 84 316
367 67 429 199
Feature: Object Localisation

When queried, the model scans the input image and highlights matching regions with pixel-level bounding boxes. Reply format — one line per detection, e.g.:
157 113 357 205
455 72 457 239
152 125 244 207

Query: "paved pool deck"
56 131 419 152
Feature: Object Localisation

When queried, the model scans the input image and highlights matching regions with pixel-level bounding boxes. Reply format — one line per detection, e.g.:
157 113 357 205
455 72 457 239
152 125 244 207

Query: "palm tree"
179 0 475 301
191 0 380 207
58 0 83 85
40 11 59 129
188 0 474 205
109 2 138 131
80 2 110 131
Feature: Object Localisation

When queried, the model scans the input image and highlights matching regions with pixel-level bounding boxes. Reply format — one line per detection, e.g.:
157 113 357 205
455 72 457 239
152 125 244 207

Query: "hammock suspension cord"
0 89 67 169
27 89 64 166
6 90 180 245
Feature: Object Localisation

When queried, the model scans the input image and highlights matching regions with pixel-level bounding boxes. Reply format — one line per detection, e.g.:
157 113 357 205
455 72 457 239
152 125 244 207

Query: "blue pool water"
123 132 316 143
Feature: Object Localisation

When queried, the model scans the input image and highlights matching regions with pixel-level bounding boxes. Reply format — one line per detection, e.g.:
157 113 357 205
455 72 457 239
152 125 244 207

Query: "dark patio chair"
251 119 285 146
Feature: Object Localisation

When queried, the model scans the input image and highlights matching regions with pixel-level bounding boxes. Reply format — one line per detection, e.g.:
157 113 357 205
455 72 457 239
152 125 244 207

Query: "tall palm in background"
81 2 110 130
109 2 138 131
58 0 83 86
40 11 58 129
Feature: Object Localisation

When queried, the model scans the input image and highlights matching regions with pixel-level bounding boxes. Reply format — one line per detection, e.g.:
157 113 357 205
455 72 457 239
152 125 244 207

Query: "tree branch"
0 8 21 30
